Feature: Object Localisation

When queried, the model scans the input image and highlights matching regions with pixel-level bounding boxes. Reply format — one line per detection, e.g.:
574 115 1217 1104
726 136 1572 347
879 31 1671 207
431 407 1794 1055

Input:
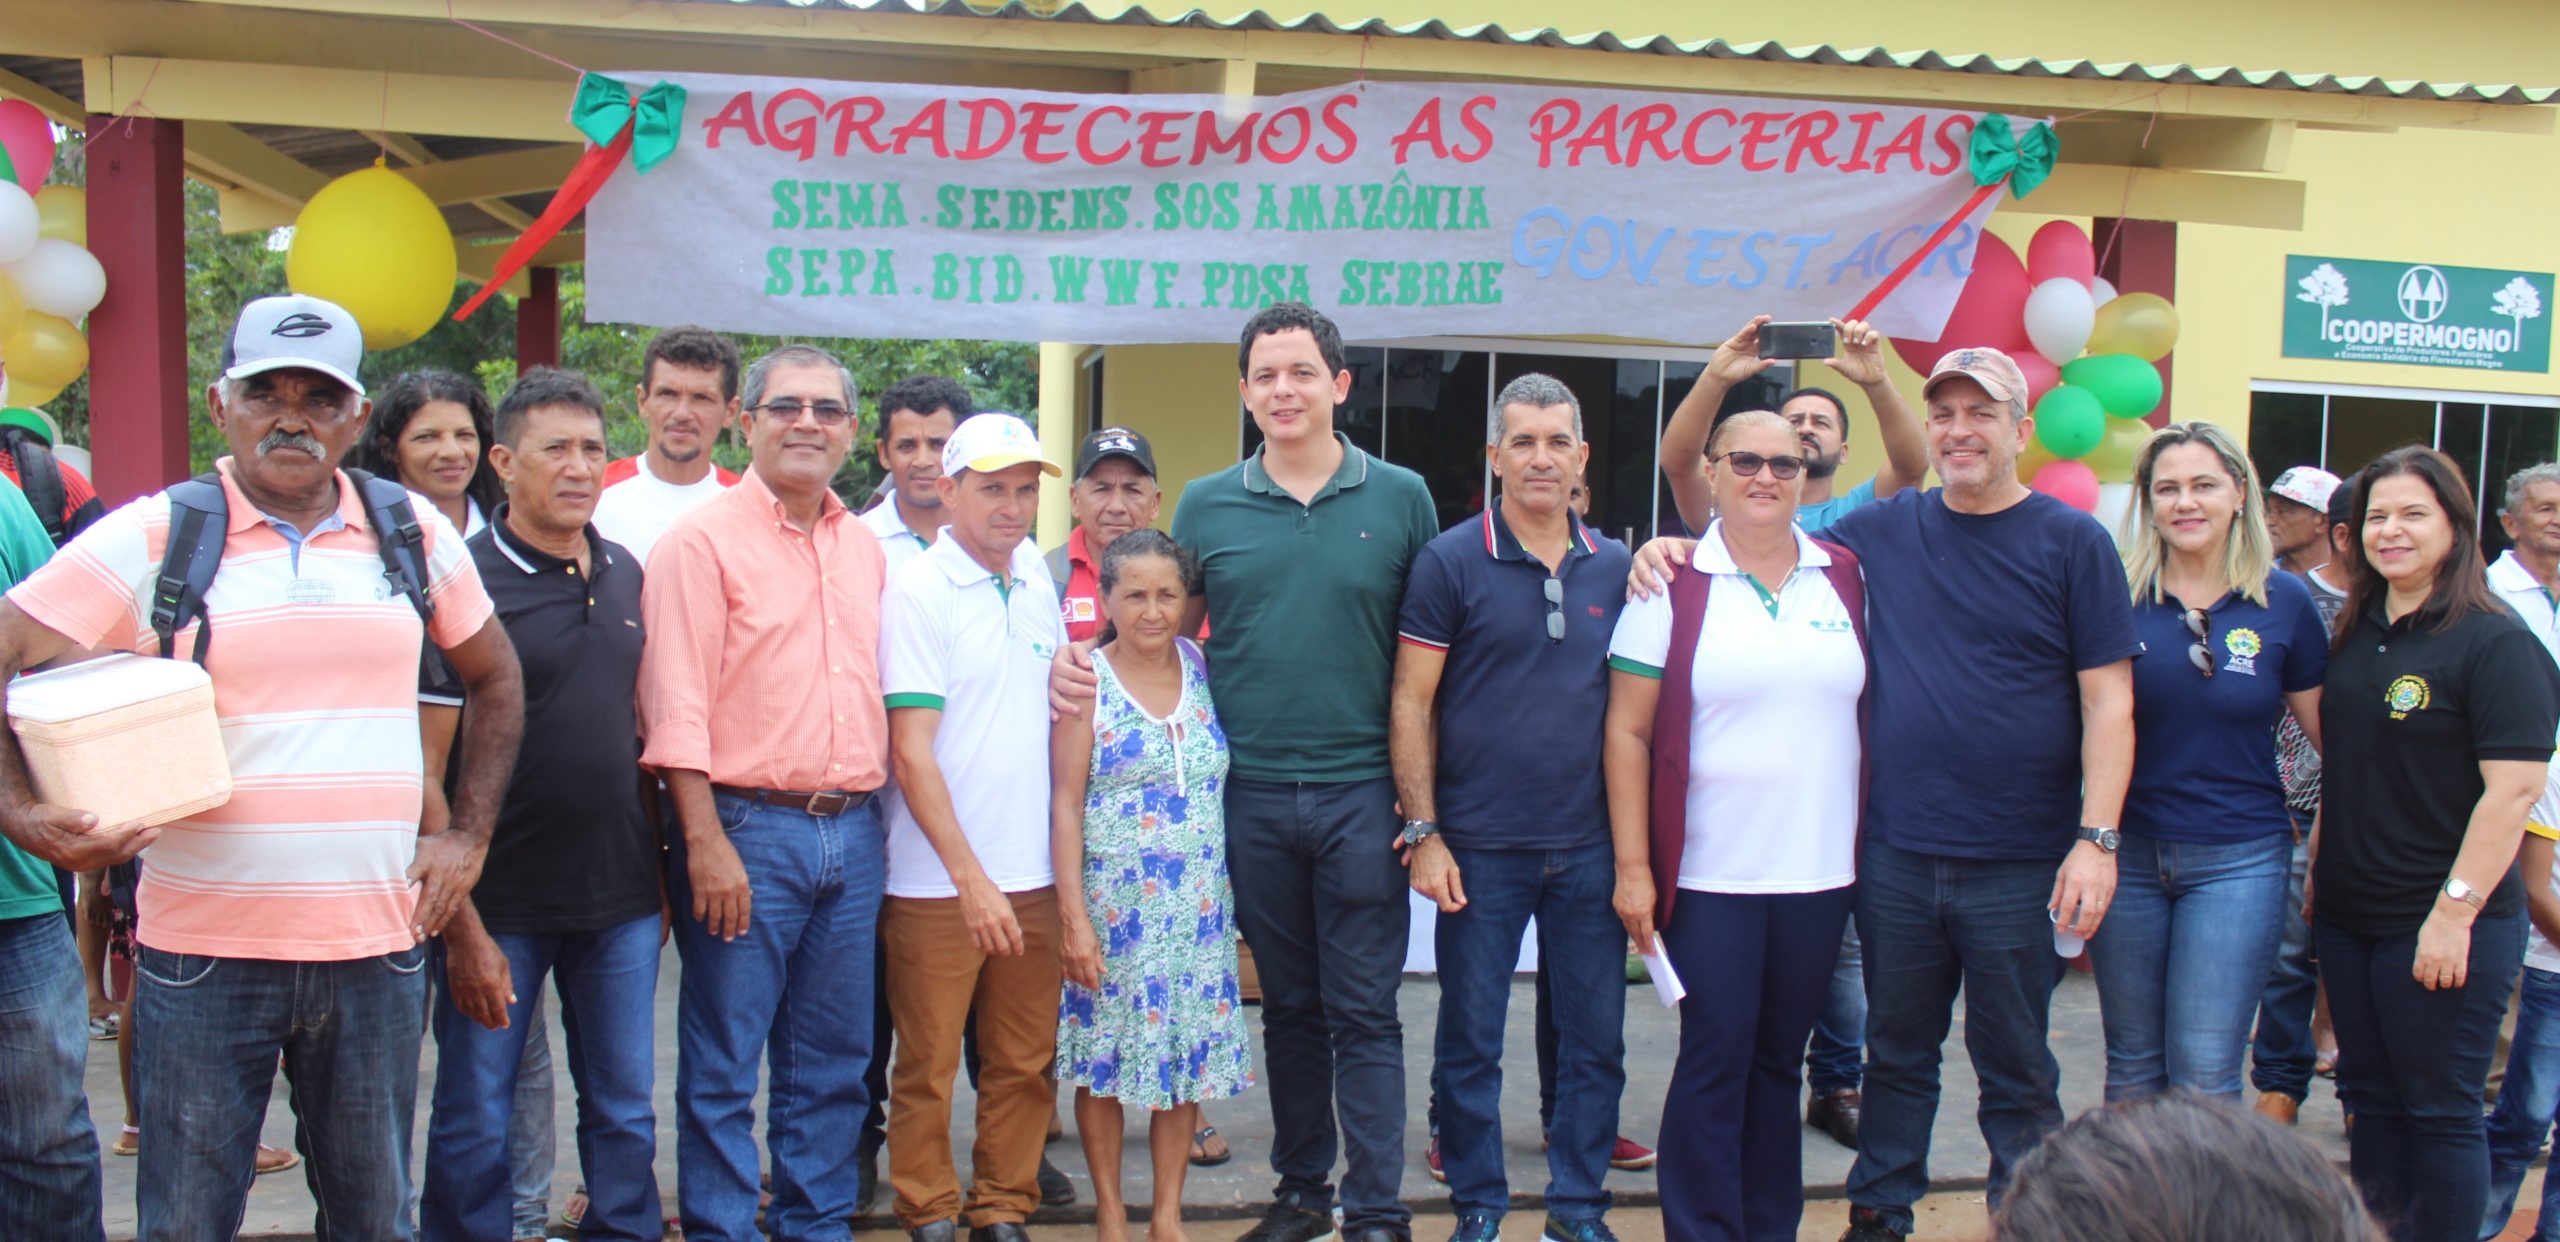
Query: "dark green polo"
1170 431 1440 783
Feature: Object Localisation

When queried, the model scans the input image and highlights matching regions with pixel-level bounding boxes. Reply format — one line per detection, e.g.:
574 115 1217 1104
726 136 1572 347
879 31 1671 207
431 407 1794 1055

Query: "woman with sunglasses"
2091 422 2327 1106
2315 447 2559 1241
1604 409 1868 1242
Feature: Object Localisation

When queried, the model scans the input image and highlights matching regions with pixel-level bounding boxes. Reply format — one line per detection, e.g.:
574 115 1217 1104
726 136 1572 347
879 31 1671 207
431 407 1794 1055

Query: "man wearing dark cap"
1049 427 1162 644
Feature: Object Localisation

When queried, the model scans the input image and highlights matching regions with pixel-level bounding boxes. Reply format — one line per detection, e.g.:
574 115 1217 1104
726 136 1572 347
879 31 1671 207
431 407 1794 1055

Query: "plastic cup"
2051 906 2085 957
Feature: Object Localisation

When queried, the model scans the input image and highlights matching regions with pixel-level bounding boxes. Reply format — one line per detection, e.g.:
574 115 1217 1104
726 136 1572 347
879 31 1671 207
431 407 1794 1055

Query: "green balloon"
2032 386 2106 459
2060 353 2165 419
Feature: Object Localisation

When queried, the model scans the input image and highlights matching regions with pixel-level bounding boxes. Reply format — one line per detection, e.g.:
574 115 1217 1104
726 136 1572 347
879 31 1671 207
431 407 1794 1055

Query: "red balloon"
2030 459 2101 513
2026 221 2096 290
1892 231 2032 376
0 103 53 191
2015 352 2060 403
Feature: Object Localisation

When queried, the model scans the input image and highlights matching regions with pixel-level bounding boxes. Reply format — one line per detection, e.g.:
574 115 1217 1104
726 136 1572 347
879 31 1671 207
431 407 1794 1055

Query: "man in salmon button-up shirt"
639 343 892 1242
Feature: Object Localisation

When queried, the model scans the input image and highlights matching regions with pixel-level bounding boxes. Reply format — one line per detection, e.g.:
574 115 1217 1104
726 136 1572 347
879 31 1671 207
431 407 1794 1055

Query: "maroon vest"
1646 538 1870 930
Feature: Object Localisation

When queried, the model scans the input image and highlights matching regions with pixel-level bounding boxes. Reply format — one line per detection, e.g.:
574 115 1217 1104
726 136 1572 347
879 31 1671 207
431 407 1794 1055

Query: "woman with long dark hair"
2314 445 2560 1240
349 369 502 537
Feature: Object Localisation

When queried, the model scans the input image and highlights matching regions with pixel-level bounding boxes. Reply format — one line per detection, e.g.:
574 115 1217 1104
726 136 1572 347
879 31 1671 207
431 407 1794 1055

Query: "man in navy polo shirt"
1393 374 1633 1242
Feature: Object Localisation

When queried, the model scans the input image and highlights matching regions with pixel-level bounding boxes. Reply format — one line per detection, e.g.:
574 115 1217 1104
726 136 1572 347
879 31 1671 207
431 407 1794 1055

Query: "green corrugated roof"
693 0 2558 105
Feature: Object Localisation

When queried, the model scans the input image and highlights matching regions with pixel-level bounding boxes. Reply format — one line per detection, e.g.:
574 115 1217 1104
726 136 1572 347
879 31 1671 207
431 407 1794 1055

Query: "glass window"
2438 403 2487 498
2484 405 2560 555
2322 394 2437 481
2245 391 2325 487
1661 362 1704 537
1387 349 1492 531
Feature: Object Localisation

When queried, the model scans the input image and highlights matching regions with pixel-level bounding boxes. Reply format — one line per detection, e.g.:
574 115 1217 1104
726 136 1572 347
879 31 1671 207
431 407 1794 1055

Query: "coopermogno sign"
2283 255 2553 373
585 74 2003 345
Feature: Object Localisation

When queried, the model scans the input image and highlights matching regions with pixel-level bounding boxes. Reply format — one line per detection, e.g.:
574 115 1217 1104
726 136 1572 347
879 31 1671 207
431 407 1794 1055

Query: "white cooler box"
7 652 232 828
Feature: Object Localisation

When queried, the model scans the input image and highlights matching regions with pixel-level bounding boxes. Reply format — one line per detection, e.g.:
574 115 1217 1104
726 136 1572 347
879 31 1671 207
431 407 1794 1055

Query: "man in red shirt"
1047 427 1161 643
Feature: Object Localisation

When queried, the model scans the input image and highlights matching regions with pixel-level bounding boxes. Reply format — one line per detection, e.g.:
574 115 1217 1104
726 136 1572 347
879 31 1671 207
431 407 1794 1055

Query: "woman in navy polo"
2316 446 2560 1242
1603 410 1867 1242
2092 422 2326 1104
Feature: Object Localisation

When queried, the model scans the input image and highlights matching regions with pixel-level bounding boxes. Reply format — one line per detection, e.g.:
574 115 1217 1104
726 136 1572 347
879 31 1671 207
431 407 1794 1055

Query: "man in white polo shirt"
880 413 1067 1242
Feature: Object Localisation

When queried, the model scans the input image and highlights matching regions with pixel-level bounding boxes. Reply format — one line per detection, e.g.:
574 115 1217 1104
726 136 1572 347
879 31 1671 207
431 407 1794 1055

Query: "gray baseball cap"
222 294 366 397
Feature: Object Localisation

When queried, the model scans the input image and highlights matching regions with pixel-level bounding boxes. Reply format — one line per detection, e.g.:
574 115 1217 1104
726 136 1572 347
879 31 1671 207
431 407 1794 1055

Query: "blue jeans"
1225 777 1411 1235
1806 925 1865 1096
136 942 427 1242
2088 831 2292 1101
2252 832 2322 1100
2320 911 2525 1242
1659 886 1853 1242
2484 965 2560 1240
402 973 553 1238
1433 842 1624 1223
669 790 885 1242
0 912 102 1241
1845 839 2065 1235
425 912 662 1242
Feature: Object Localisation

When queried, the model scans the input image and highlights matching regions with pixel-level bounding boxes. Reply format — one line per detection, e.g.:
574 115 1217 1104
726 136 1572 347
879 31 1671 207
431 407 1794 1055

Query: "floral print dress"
1056 638 1253 1109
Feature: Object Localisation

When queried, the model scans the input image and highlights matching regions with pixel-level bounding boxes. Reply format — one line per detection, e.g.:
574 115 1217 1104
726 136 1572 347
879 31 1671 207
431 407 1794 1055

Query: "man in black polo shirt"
423 369 664 1242
1392 373 1632 1242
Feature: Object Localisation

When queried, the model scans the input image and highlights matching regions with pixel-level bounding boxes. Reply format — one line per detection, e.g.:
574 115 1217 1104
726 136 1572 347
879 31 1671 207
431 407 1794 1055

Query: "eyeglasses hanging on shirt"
1543 577 1566 642
2183 606 2215 679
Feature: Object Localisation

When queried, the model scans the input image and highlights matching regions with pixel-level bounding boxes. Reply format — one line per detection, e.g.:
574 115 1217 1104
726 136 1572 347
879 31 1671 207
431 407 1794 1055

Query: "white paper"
1644 933 1687 1008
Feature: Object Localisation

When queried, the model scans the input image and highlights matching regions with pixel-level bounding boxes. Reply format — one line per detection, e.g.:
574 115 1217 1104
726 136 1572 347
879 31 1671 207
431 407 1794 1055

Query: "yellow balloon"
2083 416 2154 484
286 166 457 351
1 312 85 391
31 186 83 246
7 378 62 407
2089 292 2181 363
2015 438 2059 483
0 271 23 341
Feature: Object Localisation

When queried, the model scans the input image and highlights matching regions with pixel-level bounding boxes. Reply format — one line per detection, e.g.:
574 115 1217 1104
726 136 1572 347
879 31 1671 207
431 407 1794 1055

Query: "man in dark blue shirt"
1392 374 1634 1242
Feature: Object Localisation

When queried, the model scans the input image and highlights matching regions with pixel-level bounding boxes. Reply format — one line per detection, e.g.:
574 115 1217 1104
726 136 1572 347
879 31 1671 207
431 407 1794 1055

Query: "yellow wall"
1093 344 1247 529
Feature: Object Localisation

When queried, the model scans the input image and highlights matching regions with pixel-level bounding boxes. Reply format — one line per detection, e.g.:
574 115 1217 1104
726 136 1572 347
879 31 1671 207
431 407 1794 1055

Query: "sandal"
1188 1124 1232 1168
254 1144 298 1176
111 1125 138 1158
88 1012 119 1041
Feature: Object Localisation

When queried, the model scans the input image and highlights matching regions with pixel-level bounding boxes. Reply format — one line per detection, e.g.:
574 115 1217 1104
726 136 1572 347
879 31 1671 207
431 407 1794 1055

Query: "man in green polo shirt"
1170 303 1439 1242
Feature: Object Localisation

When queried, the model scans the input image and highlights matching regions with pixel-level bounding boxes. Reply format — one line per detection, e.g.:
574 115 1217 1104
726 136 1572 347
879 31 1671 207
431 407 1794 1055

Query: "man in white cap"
878 413 1067 1242
0 294 525 1240
2264 465 2343 579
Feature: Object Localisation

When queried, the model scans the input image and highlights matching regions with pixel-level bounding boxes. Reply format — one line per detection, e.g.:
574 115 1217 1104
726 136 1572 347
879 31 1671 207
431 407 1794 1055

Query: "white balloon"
0 182 35 266
51 443 89 477
2023 277 2097 367
2090 276 2120 310
8 239 105 319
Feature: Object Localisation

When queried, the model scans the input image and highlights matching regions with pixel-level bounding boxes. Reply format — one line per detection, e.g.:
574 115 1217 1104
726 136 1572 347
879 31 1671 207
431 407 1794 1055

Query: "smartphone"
1757 320 1839 360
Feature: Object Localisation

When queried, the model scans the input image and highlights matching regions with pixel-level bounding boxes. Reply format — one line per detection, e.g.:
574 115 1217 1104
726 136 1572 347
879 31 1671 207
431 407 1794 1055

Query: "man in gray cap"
1049 426 1163 644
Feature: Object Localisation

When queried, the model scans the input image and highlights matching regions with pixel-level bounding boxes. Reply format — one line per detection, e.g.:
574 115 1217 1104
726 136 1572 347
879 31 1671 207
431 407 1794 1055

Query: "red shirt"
1058 526 1103 643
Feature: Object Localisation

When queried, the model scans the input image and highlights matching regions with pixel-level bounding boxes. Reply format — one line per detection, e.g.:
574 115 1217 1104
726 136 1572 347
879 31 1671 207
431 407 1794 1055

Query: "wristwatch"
2075 826 2121 853
2444 877 2487 908
1401 819 1441 848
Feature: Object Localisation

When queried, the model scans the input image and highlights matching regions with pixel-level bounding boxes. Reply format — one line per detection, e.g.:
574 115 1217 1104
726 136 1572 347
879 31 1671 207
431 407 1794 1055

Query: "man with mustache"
0 293 526 1240
594 325 743 566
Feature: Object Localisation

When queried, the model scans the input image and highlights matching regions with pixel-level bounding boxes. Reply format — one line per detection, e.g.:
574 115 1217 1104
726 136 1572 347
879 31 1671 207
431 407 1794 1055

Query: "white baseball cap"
941 413 1061 479
2268 466 2342 514
223 294 366 396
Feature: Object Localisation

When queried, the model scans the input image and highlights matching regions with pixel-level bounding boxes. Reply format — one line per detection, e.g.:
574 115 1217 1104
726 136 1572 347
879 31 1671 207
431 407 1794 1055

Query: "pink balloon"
2027 221 2095 289
0 103 53 191
2015 353 2060 402
1892 232 2033 376
2031 459 2101 513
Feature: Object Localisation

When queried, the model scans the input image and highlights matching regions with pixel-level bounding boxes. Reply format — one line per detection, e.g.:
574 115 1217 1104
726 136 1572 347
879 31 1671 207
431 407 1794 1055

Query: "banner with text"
586 74 1999 346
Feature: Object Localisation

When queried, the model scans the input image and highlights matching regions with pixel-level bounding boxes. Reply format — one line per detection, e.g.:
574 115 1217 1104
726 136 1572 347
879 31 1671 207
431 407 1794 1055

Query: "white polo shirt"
860 494 936 578
1607 521 1864 893
880 532 1064 898
2487 550 2560 970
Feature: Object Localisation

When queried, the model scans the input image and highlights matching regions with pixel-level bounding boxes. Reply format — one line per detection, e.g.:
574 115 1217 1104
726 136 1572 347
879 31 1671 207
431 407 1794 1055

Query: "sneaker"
1426 1134 1446 1183
1449 1212 1500 1242
1839 1206 1907 1242
1606 1135 1655 1171
1541 1213 1619 1242
1037 1155 1076 1206
1238 1200 1340 1242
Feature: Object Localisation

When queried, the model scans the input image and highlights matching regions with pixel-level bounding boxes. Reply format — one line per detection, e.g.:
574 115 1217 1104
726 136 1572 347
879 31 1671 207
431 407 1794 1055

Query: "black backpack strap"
149 473 230 665
343 468 436 627
5 431 67 548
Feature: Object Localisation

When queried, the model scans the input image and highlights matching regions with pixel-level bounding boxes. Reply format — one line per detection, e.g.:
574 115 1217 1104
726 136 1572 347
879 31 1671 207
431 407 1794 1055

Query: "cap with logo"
224 294 366 397
2268 465 2343 515
941 413 1063 479
1073 426 1157 481
1921 346 2030 410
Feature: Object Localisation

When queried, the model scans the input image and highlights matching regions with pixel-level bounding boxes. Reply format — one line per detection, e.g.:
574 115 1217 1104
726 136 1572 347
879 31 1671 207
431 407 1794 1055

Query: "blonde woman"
2091 421 2326 1102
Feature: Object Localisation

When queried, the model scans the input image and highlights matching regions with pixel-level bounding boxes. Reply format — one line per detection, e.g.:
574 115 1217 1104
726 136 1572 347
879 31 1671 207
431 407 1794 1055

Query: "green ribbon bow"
570 72 689 174
1969 113 2059 200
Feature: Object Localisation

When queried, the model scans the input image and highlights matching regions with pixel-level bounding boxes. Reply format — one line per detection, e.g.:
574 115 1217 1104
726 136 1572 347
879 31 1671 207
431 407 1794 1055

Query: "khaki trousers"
884 887 1063 1228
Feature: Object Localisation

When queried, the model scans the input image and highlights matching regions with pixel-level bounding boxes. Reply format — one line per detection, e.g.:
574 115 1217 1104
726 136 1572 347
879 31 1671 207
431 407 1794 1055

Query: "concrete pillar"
84 115 190 503
1035 340 1079 548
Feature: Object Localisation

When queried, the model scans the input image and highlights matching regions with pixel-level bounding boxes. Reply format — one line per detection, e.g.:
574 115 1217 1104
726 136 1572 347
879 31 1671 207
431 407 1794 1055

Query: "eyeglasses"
1543 577 1566 642
1715 451 1806 481
751 399 854 426
2183 607 2214 679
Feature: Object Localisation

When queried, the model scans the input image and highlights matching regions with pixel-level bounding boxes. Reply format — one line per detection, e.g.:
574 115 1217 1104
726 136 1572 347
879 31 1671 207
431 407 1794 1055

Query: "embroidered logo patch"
2222 626 2262 676
2386 674 2432 719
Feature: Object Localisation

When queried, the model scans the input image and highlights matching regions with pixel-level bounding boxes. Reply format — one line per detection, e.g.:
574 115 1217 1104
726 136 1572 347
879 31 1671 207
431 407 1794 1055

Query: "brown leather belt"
710 784 875 817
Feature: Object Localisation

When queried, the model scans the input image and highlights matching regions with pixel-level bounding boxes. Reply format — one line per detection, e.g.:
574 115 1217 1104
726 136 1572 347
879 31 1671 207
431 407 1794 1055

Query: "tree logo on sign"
2397 266 2449 323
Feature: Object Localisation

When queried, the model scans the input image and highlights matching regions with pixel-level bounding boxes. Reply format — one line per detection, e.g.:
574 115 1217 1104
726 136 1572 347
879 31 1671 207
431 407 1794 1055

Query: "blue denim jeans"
0 912 103 1241
2484 964 2560 1240
425 912 662 1242
2088 831 2293 1101
2320 911 2524 1242
1432 842 1624 1223
1845 839 2066 1235
135 942 427 1242
668 790 885 1242
2252 832 2322 1101
1806 925 1865 1095
506 1007 556 1238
